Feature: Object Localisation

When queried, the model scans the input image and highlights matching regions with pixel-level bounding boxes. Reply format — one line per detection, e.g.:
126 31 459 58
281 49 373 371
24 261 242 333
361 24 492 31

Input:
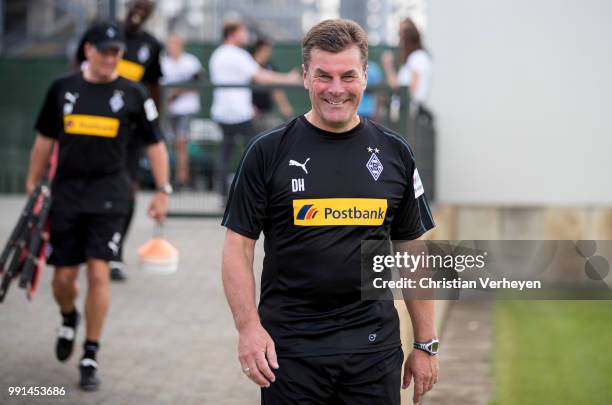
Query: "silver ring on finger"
243 367 251 376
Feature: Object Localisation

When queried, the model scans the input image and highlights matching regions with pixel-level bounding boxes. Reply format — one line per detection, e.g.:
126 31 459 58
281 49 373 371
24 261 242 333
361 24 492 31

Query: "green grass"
491 301 612 405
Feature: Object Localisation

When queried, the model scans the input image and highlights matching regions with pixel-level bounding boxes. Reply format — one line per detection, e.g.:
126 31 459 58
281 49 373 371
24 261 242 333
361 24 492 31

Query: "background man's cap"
83 21 125 51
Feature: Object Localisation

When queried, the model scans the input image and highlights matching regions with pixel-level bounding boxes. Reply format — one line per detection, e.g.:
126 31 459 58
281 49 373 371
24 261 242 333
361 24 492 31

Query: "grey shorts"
166 114 192 142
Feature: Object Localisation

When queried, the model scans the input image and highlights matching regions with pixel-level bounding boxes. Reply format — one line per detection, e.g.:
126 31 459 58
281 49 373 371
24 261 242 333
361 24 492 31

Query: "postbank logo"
64 114 120 138
293 198 387 226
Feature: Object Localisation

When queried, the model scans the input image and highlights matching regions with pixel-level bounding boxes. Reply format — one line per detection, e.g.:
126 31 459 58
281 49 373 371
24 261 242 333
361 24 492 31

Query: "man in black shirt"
26 21 170 391
222 19 439 404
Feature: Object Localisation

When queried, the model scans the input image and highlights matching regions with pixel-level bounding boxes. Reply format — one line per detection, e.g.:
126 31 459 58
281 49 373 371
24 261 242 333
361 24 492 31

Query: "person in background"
250 38 295 132
209 18 300 198
381 17 433 114
161 33 202 189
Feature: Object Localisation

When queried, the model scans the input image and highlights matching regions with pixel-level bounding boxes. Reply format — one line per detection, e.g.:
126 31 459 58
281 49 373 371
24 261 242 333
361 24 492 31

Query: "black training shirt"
35 72 163 213
222 115 435 357
119 30 163 84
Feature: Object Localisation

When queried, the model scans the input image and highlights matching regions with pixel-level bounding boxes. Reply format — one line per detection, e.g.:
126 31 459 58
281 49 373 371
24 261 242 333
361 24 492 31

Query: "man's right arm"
25 134 55 194
252 68 300 85
222 229 279 388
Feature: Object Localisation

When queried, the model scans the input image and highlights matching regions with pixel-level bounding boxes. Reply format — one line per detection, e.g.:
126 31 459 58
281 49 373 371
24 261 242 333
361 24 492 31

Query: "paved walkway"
423 299 493 405
0 193 261 404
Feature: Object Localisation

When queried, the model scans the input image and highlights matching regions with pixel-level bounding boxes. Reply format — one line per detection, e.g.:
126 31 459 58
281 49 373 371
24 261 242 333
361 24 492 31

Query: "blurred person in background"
27 21 169 391
250 38 295 133
76 0 164 281
209 19 300 199
161 33 203 190
382 17 433 116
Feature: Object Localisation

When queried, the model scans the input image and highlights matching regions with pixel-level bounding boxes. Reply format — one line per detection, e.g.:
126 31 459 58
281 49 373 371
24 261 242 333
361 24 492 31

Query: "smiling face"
126 0 154 32
167 34 184 59
303 45 367 133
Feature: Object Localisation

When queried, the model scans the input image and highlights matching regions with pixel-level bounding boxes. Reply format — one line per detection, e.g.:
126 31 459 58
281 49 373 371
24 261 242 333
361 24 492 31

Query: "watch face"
430 341 439 352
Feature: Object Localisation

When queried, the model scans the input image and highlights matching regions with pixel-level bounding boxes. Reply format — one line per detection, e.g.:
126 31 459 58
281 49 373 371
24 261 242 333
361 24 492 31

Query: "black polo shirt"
118 29 163 84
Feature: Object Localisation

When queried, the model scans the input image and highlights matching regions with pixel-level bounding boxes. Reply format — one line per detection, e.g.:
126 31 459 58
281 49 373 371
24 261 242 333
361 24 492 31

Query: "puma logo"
65 92 79 104
289 158 311 174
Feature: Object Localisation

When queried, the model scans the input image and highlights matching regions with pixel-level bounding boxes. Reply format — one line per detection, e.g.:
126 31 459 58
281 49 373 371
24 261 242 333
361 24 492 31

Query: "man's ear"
302 63 309 90
83 42 94 60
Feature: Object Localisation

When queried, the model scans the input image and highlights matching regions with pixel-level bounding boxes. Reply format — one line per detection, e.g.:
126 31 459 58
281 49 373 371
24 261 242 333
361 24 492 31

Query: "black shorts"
261 347 403 405
47 210 125 266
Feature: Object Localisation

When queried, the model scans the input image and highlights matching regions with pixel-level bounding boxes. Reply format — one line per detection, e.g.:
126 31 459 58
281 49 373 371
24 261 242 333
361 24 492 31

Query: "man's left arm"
145 141 169 221
397 238 439 404
390 149 438 403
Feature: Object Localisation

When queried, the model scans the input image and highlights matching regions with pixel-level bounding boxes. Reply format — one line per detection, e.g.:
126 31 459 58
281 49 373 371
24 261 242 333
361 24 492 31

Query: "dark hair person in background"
382 17 433 112
250 38 294 132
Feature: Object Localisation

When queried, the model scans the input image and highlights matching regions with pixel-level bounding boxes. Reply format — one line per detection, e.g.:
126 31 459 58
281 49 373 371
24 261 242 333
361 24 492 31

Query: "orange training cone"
138 237 179 274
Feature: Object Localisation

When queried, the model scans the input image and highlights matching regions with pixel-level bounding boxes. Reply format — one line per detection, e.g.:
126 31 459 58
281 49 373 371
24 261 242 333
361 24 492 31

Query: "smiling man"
221 19 438 404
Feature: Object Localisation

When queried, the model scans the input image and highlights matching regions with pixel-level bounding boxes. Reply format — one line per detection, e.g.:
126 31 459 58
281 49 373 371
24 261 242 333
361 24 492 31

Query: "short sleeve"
222 140 268 239
390 148 435 240
132 84 164 145
188 54 203 77
34 80 62 139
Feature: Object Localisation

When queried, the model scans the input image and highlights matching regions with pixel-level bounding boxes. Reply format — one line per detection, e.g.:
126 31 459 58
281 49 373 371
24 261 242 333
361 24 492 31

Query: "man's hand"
25 180 37 195
147 192 168 222
403 349 439 404
238 321 279 388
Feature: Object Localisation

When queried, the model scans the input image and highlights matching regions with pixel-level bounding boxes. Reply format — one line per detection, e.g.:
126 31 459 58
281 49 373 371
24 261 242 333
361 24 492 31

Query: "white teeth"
327 100 344 105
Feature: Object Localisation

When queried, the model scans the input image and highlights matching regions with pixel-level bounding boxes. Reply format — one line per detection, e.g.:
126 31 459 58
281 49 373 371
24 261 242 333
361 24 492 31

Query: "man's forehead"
308 46 364 73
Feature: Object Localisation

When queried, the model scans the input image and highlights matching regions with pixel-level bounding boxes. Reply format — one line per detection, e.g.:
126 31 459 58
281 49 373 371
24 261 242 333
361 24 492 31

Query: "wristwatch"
157 183 173 195
413 338 439 355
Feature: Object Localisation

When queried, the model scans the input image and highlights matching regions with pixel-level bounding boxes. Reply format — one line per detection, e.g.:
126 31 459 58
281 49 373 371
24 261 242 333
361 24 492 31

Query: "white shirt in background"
161 52 202 116
397 49 432 104
209 44 260 124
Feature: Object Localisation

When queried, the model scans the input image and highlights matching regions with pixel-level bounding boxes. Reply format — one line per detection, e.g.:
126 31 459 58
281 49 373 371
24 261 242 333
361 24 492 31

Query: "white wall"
427 0 612 206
